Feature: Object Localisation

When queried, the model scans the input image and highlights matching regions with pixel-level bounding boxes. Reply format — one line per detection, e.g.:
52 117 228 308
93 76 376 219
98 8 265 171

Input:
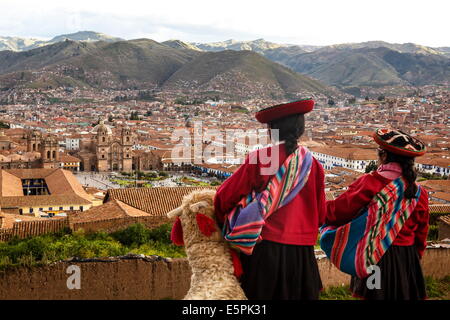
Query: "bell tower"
27 130 42 152
40 135 59 169
121 126 133 172
95 120 111 172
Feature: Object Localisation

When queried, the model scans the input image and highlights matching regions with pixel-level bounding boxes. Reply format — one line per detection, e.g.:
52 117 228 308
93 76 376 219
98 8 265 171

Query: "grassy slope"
0 39 199 89
164 50 331 96
285 46 450 88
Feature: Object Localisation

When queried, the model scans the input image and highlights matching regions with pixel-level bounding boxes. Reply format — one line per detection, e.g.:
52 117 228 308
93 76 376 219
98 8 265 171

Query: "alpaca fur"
167 189 247 300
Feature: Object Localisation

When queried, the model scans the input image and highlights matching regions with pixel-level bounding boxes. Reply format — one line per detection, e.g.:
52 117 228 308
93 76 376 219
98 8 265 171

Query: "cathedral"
0 130 60 169
27 131 60 169
75 121 134 172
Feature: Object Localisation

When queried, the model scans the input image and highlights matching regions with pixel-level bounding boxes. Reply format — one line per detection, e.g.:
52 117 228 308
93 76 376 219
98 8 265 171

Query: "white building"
65 137 80 151
310 147 377 173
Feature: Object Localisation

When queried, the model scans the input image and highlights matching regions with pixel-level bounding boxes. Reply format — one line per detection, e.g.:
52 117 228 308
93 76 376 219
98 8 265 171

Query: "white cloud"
1 0 449 46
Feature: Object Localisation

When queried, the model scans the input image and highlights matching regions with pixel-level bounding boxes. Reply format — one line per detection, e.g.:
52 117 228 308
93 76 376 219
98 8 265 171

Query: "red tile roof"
105 186 217 216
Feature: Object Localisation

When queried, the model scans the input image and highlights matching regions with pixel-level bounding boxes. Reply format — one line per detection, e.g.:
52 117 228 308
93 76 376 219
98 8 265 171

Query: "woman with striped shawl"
214 99 326 300
324 129 429 300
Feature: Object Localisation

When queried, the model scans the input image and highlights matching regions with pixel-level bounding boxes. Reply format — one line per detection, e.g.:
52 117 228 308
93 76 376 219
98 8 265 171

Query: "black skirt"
350 245 427 300
239 240 323 300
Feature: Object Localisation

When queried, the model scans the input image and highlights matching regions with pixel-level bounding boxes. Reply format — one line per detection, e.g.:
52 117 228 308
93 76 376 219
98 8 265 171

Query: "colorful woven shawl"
320 176 421 278
223 146 313 255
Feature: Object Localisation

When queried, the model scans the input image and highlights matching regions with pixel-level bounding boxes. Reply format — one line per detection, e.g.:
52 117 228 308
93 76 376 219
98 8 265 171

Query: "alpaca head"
167 189 221 247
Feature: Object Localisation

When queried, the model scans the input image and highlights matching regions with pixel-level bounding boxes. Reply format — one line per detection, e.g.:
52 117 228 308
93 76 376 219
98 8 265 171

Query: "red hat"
373 129 426 157
255 99 314 123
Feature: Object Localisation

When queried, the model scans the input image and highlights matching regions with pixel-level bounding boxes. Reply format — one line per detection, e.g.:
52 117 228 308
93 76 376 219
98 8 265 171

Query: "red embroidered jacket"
326 171 429 258
214 143 327 246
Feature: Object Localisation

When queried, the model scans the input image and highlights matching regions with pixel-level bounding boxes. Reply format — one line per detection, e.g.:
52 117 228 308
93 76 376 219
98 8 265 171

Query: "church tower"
40 135 59 169
95 120 111 172
121 126 133 172
27 130 42 152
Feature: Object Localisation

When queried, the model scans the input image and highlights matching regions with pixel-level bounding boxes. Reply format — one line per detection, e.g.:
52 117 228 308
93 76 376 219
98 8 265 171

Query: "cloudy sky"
1 0 449 47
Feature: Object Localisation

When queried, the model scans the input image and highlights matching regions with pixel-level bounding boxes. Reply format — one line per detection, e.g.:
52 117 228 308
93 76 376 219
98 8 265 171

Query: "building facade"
75 121 134 172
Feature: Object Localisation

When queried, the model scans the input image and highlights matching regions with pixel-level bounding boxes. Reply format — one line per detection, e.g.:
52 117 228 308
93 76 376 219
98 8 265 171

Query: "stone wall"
0 256 190 300
0 215 170 242
69 216 169 233
0 247 448 300
0 218 70 242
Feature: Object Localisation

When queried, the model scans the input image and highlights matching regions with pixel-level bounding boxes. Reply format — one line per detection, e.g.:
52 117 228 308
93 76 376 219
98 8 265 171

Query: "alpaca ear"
189 201 209 213
196 213 216 237
170 217 184 246
167 206 183 218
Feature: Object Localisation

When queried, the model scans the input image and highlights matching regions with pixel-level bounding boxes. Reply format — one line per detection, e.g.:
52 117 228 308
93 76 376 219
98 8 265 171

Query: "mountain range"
0 35 333 100
0 31 123 52
186 39 450 91
0 31 449 96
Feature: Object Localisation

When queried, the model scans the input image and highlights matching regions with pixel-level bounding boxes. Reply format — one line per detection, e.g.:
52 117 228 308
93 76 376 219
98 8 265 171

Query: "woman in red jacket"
214 100 326 300
326 129 429 300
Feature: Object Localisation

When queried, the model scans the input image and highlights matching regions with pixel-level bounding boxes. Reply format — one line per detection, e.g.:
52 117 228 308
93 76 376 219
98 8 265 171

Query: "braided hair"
378 130 420 199
269 114 305 155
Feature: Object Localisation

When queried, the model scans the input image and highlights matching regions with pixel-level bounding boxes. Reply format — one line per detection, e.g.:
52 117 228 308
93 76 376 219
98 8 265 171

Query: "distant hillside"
0 39 200 89
188 38 450 89
318 41 444 55
0 31 123 52
0 36 48 52
49 31 124 43
193 39 286 53
284 46 450 89
163 50 333 99
2 32 448 95
0 39 333 99
437 47 450 58
162 40 202 51
285 48 406 88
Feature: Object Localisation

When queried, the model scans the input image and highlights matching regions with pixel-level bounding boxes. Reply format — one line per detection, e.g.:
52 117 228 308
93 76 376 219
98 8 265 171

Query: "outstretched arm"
214 152 265 224
326 173 383 226
414 190 429 259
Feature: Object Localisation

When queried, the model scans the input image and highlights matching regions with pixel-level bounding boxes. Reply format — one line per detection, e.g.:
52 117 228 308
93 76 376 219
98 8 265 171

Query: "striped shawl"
223 146 313 255
320 176 421 278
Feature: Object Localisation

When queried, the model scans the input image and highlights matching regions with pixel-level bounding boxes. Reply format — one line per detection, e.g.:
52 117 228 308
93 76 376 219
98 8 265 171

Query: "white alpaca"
167 189 247 300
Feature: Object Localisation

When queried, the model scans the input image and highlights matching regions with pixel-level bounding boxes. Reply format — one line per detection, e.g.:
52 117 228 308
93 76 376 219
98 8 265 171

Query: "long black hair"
377 130 421 199
383 151 417 199
269 114 305 155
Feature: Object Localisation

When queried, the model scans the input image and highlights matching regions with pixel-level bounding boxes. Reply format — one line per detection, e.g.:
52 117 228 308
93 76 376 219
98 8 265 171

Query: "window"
80 206 84 212
59 207 63 210
30 208 34 213
70 206 73 210
39 208 43 211
49 207 53 210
